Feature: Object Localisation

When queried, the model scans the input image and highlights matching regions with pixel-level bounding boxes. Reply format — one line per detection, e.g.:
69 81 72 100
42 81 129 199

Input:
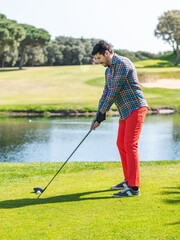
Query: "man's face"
95 52 110 67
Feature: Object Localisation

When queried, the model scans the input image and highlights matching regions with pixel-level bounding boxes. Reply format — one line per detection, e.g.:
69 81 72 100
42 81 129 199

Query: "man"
91 40 148 198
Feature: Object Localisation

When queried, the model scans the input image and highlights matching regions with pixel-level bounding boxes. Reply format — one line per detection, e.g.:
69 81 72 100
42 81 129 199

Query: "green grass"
142 87 180 109
0 161 179 240
0 65 105 112
134 52 180 68
0 59 180 113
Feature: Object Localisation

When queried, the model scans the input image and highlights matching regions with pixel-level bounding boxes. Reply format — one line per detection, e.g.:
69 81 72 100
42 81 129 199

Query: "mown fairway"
0 59 180 113
0 65 105 112
0 161 179 240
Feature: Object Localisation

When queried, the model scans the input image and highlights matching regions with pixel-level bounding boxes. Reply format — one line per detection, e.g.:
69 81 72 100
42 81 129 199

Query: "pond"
0 114 180 162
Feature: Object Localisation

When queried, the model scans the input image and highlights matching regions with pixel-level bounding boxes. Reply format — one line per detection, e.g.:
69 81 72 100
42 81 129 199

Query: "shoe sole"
113 194 140 198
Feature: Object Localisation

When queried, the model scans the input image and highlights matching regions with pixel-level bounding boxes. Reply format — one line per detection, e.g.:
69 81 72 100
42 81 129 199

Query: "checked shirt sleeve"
97 81 108 113
101 61 129 112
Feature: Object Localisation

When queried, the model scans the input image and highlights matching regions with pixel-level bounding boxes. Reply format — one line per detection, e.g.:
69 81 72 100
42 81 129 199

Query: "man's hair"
91 40 114 56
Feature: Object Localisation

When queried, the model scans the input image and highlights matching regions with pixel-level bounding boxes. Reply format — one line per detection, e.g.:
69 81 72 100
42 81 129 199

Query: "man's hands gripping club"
91 110 106 130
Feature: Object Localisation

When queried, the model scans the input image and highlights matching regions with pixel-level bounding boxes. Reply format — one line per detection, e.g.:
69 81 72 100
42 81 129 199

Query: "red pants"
116 107 148 187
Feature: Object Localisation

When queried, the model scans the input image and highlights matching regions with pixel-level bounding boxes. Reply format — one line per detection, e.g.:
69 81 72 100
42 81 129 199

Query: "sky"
0 0 179 53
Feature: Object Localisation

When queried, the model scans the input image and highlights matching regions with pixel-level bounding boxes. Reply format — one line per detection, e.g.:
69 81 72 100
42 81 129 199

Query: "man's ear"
104 50 110 56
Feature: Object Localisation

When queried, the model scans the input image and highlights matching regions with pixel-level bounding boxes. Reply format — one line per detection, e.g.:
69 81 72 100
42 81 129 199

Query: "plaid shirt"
98 54 148 120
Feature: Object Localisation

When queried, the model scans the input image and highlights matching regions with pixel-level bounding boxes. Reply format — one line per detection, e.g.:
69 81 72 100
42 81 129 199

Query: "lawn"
0 60 180 113
0 65 105 112
0 161 179 240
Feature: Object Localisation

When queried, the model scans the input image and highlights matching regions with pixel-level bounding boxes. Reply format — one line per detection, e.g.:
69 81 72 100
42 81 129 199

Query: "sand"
140 78 180 89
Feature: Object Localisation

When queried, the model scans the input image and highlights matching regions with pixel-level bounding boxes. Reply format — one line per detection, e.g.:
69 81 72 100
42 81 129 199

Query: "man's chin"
101 63 107 67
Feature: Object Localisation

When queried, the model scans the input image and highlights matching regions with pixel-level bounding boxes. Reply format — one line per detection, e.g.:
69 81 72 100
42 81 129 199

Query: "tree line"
0 10 179 69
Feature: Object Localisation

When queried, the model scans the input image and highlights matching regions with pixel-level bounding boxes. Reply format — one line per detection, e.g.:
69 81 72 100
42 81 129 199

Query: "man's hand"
90 110 106 130
92 121 100 130
90 117 100 130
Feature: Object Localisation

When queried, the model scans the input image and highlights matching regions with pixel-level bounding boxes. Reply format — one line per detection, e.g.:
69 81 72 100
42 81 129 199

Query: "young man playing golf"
91 40 148 198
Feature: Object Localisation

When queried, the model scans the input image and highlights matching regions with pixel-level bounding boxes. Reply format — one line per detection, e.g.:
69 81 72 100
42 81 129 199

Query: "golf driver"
33 129 92 198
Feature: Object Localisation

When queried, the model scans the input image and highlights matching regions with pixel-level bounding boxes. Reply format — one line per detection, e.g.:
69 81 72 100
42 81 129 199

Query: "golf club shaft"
37 129 92 198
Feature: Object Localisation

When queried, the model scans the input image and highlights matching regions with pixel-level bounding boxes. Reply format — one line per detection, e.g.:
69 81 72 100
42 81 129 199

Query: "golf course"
0 57 180 240
1 1 180 239
0 56 180 114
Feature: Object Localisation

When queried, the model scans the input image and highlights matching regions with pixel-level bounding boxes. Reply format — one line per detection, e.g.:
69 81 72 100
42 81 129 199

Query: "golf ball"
37 190 41 194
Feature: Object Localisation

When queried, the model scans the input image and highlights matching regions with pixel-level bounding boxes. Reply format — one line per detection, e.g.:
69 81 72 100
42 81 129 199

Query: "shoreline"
0 107 179 117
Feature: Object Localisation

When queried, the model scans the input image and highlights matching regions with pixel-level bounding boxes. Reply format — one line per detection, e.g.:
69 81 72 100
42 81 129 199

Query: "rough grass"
0 161 179 240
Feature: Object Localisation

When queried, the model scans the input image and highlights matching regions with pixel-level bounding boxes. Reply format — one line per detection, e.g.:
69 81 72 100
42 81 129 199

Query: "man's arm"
97 81 108 113
90 82 107 130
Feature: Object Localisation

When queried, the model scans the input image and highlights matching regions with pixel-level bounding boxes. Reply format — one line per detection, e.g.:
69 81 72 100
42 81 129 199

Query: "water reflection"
139 114 180 161
0 114 179 162
0 119 51 162
173 115 180 141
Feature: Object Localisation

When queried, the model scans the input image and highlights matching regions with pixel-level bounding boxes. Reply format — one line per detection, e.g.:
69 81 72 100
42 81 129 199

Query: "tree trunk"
171 40 177 55
173 48 177 55
19 50 24 70
2 58 5 68
175 44 180 66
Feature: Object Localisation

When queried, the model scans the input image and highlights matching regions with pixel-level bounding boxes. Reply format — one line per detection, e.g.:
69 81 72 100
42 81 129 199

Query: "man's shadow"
0 189 113 209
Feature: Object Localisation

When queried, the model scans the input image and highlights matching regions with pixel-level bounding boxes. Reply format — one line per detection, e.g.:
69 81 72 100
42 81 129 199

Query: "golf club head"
33 187 44 193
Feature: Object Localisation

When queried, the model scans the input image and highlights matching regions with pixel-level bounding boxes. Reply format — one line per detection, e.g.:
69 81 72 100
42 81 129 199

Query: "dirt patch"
138 73 159 83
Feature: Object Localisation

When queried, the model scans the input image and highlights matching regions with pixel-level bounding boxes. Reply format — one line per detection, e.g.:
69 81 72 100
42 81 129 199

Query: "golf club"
34 129 92 198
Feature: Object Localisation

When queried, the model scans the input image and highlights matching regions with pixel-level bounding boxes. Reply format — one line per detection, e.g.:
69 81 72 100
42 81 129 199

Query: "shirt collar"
111 53 119 66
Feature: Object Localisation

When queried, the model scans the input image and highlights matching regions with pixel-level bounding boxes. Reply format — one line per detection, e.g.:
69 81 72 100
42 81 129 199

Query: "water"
0 114 180 162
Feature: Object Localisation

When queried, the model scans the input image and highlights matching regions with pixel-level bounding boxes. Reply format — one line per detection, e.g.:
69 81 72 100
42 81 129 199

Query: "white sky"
0 0 179 53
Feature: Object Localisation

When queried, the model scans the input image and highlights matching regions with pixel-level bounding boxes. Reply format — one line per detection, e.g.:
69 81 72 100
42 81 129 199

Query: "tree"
0 49 19 67
18 24 50 69
0 14 25 67
44 42 63 65
155 10 180 65
24 46 46 66
55 37 86 65
54 36 101 65
81 40 93 64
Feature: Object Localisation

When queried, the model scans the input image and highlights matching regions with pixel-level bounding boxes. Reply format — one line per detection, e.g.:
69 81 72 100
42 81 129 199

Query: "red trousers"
116 107 148 187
